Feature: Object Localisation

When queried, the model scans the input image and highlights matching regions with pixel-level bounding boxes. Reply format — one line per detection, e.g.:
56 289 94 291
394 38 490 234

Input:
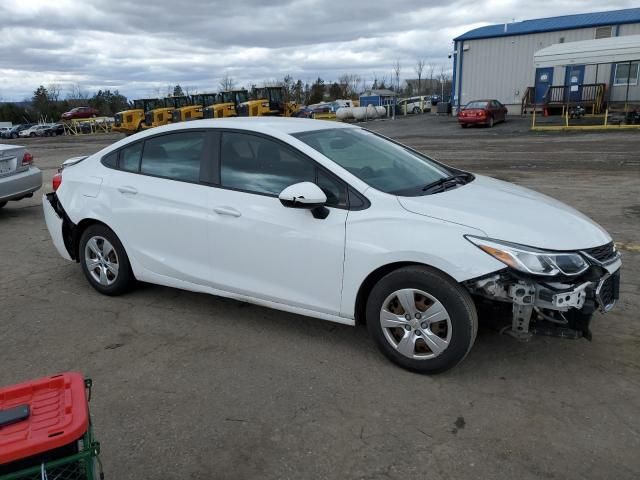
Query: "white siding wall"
457 23 640 111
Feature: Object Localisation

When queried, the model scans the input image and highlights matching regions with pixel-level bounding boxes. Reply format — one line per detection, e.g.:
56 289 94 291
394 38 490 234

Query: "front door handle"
214 206 241 217
118 186 138 195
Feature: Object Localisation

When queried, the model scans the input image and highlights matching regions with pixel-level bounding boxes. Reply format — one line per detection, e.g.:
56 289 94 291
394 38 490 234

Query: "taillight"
22 152 33 166
52 172 62 191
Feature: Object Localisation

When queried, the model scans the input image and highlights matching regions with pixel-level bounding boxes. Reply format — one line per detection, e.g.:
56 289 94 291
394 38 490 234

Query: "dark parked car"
42 123 65 136
61 107 99 120
457 100 507 128
1 124 35 139
292 104 333 118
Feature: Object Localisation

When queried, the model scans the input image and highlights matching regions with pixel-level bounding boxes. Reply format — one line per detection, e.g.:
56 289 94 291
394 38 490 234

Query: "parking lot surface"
1 115 639 479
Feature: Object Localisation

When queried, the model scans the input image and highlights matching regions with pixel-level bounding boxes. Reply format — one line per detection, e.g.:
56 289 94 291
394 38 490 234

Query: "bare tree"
338 73 362 98
414 59 425 94
393 60 401 93
438 65 451 99
427 63 436 95
183 85 198 96
67 84 89 104
219 73 235 91
47 84 61 103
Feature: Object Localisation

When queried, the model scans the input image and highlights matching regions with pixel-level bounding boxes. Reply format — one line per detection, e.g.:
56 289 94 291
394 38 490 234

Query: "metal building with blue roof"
451 8 640 112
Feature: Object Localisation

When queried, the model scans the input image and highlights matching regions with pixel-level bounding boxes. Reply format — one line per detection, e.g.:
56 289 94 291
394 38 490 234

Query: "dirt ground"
1 115 639 479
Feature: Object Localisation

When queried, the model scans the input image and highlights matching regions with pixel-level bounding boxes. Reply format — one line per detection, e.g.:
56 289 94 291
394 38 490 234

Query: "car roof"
131 117 358 139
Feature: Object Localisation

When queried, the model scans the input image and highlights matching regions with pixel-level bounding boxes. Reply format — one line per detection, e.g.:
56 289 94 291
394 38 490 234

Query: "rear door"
204 130 349 316
104 130 214 286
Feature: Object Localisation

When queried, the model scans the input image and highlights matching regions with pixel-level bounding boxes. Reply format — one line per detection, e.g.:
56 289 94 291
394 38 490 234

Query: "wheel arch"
354 261 461 325
72 218 119 262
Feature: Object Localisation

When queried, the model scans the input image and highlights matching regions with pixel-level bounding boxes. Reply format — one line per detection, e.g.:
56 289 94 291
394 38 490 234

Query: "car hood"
397 175 611 251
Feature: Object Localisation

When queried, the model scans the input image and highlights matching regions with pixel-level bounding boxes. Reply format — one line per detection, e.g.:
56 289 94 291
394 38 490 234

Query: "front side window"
293 128 451 196
140 131 204 182
220 132 315 196
614 62 639 86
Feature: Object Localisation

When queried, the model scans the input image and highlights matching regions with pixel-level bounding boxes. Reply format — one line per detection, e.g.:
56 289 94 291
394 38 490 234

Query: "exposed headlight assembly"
466 236 589 276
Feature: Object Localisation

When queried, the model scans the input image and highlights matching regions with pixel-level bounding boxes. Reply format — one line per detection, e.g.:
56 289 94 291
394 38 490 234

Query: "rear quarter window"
101 151 118 168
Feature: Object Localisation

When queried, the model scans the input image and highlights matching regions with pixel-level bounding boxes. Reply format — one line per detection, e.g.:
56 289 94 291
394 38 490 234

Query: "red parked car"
458 100 507 128
61 106 99 120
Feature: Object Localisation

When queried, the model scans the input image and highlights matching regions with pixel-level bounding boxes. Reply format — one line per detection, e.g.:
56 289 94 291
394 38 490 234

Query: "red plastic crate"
0 372 89 465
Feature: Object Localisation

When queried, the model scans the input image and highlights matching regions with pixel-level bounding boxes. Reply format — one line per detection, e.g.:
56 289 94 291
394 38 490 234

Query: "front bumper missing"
469 256 621 340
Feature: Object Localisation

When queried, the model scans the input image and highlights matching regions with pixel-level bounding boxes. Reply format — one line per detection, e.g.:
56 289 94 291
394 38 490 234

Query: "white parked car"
43 118 621 373
19 124 51 138
399 96 430 114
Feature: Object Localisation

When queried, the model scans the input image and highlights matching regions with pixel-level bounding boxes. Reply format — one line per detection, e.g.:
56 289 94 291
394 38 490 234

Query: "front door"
535 67 554 103
206 131 348 316
565 65 585 103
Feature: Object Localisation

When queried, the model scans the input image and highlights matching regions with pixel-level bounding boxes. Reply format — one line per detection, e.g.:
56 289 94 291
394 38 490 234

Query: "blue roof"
455 8 640 41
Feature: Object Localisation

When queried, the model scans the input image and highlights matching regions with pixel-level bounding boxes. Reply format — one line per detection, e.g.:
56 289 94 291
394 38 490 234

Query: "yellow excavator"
202 89 248 118
143 96 190 129
113 98 161 135
172 94 218 123
237 87 297 117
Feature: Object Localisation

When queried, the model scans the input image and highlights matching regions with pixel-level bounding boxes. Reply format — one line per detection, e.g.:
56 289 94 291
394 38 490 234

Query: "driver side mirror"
279 182 330 219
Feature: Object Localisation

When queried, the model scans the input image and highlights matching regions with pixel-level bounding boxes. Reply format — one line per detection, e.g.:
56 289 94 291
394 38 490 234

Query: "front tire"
413 107 421 114
0 201 7 209
366 266 477 374
79 224 134 296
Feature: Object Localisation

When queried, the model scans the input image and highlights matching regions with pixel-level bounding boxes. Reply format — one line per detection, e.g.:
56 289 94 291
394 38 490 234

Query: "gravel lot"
1 115 639 479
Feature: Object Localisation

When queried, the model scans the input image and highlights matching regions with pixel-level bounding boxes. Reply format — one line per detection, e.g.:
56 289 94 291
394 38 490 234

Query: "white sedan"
43 118 621 373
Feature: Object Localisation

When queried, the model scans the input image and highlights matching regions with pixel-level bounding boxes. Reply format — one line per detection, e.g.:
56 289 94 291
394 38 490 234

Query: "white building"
452 8 640 112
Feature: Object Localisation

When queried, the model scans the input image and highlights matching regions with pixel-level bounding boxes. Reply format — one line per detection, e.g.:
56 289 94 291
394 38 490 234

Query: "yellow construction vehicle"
143 96 190 129
237 87 297 117
202 90 248 118
113 98 161 135
171 94 217 123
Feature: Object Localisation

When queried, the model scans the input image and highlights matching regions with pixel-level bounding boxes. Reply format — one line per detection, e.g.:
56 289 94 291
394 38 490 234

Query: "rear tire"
460 123 468 128
488 116 494 128
79 224 134 296
0 201 7 209
366 266 477 374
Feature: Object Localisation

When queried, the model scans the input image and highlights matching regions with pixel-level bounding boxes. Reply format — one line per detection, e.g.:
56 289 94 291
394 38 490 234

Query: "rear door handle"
214 206 241 217
118 186 138 195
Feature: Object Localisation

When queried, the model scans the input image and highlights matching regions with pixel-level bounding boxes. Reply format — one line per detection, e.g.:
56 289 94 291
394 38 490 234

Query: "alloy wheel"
84 236 119 286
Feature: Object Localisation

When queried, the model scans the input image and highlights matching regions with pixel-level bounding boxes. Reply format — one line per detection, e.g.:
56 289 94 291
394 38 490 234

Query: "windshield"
293 128 452 196
235 91 248 104
464 101 488 110
222 92 234 104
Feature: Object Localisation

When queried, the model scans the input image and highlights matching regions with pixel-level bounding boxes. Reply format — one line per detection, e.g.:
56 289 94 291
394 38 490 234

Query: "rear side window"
120 142 142 172
140 132 204 182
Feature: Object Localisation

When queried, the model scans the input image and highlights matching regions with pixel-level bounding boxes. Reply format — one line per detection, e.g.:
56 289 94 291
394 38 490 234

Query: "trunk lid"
0 144 26 178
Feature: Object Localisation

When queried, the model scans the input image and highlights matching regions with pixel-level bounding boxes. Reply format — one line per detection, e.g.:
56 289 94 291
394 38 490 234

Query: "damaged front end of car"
464 236 621 341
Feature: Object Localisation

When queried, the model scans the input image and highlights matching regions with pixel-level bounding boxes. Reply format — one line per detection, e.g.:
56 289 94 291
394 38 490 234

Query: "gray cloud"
0 0 637 101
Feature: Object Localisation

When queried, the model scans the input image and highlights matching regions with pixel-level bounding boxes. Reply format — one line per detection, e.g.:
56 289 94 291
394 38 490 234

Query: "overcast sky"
0 0 637 101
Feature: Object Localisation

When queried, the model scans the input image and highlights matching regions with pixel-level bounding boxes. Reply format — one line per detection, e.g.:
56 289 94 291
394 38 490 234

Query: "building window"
614 63 640 86
595 26 613 39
